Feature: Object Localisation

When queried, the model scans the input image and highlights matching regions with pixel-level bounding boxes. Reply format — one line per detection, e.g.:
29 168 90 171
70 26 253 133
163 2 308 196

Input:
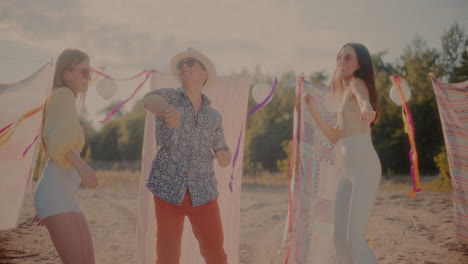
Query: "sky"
1 0 467 125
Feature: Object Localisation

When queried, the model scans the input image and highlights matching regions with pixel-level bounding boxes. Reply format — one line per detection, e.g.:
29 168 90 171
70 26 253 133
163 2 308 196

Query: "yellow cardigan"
42 87 84 169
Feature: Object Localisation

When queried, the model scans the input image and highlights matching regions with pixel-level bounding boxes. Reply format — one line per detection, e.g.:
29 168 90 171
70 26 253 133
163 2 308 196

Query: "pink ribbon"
393 75 422 195
96 70 155 124
22 69 156 156
0 123 13 134
23 135 39 157
285 75 303 264
82 69 155 128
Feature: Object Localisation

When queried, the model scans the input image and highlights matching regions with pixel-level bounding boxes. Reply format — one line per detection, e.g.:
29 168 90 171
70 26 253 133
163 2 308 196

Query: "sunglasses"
176 58 206 70
336 54 353 63
72 68 92 79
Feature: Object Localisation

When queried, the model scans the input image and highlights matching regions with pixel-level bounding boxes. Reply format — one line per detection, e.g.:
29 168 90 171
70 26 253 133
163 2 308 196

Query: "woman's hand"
76 162 98 188
360 109 376 123
303 92 340 144
304 92 319 115
65 150 98 188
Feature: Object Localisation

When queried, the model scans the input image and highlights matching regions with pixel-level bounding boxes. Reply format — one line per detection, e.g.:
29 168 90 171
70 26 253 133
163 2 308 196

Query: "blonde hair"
40 49 90 153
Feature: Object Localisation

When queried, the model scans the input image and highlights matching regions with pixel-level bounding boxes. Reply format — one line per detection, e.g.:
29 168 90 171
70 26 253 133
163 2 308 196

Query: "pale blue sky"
1 0 467 124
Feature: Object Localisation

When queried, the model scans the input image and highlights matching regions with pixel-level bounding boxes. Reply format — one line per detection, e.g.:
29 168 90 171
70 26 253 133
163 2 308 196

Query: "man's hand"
216 150 232 168
164 107 181 129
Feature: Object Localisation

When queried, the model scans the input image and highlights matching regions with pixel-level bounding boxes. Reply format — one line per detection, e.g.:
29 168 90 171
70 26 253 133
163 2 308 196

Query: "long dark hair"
332 43 379 127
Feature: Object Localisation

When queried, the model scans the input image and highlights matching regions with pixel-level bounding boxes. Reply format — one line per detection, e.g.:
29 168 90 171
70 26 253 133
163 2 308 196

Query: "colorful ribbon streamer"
1 66 106 156
1 67 155 157
390 75 421 197
22 135 39 157
228 78 278 192
88 66 106 86
92 69 155 124
0 106 44 147
284 74 303 264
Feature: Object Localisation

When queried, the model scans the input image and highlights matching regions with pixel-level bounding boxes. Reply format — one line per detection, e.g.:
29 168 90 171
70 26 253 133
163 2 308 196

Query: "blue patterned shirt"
144 88 230 206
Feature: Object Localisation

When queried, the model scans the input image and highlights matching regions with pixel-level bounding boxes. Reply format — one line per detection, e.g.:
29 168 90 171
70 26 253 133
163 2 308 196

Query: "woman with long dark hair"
304 43 381 263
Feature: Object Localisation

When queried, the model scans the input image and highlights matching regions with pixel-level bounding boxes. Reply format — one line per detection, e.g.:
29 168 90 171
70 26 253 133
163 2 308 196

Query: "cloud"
0 0 467 78
1 0 466 124
0 0 330 74
0 0 85 40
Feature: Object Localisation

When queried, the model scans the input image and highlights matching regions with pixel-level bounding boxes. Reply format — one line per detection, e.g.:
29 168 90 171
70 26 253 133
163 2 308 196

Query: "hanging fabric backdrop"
0 63 52 230
431 75 468 242
286 77 342 264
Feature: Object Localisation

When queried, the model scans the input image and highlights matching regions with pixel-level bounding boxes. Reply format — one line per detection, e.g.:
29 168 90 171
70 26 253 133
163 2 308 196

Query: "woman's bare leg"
42 211 94 264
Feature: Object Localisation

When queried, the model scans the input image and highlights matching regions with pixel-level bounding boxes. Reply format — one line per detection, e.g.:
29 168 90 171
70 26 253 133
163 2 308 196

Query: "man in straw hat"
143 48 231 264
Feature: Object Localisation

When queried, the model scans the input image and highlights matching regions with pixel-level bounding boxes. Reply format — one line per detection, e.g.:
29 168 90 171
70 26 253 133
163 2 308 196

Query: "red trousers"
154 191 228 264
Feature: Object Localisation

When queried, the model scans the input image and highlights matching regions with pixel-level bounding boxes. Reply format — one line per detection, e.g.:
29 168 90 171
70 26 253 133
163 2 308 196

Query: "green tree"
307 70 328 86
398 36 444 173
118 100 146 160
243 70 296 175
83 99 147 162
89 120 123 161
441 21 467 82
99 100 124 119
452 47 468 82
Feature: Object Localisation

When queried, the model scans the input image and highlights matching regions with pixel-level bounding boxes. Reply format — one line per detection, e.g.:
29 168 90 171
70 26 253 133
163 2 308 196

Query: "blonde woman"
33 49 98 264
304 43 381 264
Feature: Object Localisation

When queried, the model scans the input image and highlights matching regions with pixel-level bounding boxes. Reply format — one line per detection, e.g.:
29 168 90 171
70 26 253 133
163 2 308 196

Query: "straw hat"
170 47 217 90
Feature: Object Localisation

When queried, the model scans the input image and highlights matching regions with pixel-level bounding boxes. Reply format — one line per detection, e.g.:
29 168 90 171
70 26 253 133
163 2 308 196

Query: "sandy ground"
1 173 467 264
